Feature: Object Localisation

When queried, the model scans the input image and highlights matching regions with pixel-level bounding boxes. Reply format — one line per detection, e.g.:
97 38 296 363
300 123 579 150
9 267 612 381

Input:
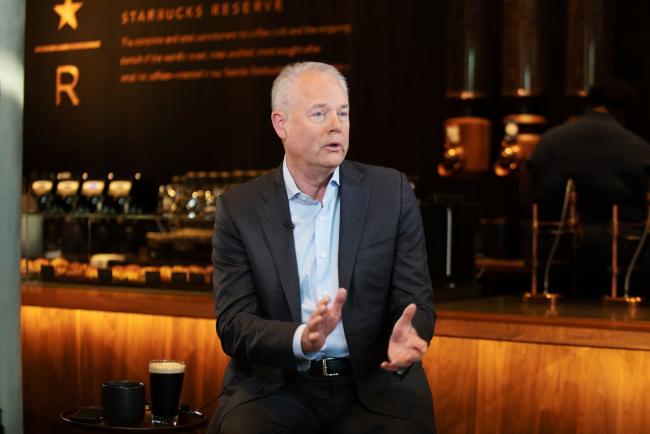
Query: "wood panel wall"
21 294 650 434
424 336 650 434
21 306 229 434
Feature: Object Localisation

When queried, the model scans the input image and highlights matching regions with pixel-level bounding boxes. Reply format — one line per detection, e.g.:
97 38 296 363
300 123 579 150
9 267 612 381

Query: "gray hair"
271 62 348 112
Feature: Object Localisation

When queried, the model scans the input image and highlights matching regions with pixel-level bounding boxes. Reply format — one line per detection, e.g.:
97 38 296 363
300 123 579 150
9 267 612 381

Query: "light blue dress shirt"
283 158 350 361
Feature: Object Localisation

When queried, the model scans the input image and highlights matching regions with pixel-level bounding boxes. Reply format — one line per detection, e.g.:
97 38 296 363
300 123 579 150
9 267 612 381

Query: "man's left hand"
380 303 428 372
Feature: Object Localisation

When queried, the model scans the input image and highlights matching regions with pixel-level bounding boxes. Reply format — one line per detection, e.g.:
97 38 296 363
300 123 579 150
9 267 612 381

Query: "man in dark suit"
209 62 436 433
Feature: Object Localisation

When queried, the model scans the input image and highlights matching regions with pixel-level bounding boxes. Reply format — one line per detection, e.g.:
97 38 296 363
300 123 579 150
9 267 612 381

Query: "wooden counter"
21 283 224 434
21 281 215 318
21 283 650 434
428 297 650 434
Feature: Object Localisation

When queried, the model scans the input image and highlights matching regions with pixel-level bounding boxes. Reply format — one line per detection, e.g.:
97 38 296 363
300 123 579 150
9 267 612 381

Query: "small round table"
60 407 207 433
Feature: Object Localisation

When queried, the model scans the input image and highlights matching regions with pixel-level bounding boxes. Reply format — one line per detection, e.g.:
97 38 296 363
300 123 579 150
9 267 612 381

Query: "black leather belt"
306 357 352 377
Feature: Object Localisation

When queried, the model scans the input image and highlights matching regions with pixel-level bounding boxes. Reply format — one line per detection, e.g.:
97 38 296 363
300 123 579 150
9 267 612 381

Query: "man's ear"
271 111 287 139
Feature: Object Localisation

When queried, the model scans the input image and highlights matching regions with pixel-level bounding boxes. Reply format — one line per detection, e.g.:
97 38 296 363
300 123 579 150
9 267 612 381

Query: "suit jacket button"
256 387 266 395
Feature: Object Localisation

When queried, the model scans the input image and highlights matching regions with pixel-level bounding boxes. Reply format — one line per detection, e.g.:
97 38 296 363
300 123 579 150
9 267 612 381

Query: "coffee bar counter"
21 282 225 434
21 282 650 434
426 296 650 434
435 296 650 349
21 281 215 318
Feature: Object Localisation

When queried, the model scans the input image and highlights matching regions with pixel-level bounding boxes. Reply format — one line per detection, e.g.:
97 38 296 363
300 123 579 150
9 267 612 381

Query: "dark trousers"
217 374 432 434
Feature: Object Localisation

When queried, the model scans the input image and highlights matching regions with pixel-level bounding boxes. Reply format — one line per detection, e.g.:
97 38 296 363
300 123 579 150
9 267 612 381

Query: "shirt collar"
282 156 340 200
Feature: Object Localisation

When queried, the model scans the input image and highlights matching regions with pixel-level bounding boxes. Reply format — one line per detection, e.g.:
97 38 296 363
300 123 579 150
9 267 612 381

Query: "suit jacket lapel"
257 168 302 322
339 162 369 292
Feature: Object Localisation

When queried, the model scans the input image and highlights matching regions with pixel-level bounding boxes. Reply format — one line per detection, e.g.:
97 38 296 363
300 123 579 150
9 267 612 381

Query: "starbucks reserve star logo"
54 0 83 30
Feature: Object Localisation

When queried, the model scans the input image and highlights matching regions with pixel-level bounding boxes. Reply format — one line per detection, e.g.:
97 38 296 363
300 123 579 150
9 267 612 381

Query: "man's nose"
328 115 342 134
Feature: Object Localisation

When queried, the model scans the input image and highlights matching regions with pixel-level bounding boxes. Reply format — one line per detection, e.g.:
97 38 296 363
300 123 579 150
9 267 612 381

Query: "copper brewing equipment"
603 203 645 305
494 114 546 176
501 0 547 97
524 179 576 303
565 0 613 96
622 200 650 300
437 117 492 177
445 0 491 99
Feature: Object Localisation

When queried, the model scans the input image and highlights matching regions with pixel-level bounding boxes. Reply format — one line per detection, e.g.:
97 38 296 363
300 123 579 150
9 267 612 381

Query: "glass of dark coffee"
148 360 185 424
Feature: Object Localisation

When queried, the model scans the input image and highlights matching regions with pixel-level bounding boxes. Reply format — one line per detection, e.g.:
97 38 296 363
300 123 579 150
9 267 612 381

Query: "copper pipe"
569 190 578 230
543 179 574 294
623 204 650 297
611 205 619 298
531 203 539 295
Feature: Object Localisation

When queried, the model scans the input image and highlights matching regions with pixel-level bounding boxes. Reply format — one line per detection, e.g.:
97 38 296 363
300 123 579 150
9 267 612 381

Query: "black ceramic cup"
101 380 145 426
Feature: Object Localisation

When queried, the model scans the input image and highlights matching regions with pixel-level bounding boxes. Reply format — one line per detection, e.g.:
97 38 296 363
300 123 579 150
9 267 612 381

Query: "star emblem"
53 0 84 31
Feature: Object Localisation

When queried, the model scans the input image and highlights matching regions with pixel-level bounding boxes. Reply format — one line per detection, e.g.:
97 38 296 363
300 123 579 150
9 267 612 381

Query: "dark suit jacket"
209 160 436 433
530 111 650 222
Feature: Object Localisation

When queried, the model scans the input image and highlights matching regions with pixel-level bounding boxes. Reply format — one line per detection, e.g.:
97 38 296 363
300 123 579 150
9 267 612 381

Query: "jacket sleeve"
388 173 436 343
212 194 300 371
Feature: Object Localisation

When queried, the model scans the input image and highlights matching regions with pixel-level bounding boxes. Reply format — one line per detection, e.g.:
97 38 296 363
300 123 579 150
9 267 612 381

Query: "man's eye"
338 111 349 119
311 111 326 120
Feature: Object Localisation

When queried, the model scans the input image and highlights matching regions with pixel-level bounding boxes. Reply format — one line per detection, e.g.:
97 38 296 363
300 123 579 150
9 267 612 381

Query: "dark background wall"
23 0 650 201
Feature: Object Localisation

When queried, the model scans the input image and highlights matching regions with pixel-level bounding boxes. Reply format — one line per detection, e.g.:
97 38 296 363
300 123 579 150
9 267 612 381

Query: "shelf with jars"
20 169 271 291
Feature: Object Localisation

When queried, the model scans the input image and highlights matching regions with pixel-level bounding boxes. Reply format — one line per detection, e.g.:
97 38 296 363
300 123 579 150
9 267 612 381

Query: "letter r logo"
56 65 80 106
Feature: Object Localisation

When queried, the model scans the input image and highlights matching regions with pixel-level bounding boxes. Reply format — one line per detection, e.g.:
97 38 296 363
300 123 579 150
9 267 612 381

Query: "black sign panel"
24 0 354 179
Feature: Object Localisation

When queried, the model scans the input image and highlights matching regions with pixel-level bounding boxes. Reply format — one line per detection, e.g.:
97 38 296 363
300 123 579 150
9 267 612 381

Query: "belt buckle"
321 357 339 377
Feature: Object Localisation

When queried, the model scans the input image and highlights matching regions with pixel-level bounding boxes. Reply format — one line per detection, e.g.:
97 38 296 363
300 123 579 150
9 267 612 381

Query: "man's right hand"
301 288 347 353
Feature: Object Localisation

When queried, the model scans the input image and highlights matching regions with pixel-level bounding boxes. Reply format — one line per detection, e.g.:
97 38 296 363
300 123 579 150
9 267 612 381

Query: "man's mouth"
324 143 342 150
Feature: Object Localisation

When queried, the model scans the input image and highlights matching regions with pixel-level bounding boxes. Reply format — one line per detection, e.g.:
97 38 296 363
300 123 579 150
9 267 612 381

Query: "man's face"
274 70 349 177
